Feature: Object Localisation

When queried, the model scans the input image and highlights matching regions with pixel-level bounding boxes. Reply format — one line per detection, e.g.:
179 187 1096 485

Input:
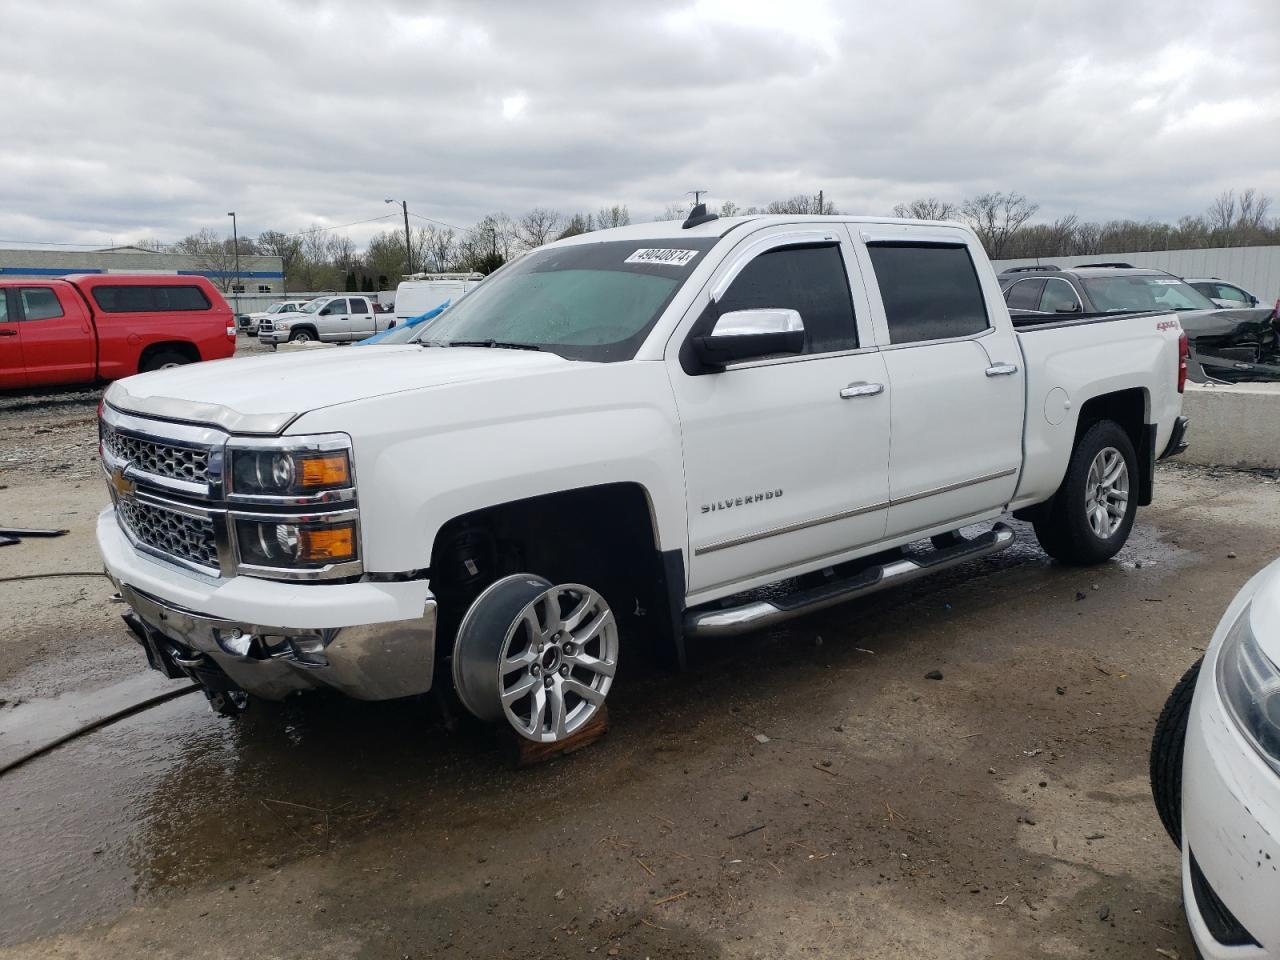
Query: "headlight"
1217 603 1280 772
234 516 358 569
228 443 352 499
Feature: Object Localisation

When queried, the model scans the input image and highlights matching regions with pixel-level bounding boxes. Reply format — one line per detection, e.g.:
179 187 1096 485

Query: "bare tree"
257 230 304 291
892 197 958 221
419 224 457 272
765 193 838 215
960 191 1039 259
1207 190 1238 232
517 208 563 248
719 200 740 217
655 203 688 222
558 213 595 239
172 227 239 292
596 204 631 228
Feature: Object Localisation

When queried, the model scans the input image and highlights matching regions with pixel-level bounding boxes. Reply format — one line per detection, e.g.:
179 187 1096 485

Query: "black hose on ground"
0 572 109 584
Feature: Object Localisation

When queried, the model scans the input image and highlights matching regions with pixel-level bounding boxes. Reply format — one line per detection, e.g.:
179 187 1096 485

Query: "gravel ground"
2 368 1276 959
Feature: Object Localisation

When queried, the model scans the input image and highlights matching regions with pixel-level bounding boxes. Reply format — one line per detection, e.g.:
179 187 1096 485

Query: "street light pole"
385 199 413 276
226 211 241 314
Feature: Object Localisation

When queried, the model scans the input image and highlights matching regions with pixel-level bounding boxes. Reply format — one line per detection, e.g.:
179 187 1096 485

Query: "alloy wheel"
1085 446 1129 539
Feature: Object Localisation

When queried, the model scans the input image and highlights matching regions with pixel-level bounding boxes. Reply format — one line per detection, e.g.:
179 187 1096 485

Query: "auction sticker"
625 248 700 267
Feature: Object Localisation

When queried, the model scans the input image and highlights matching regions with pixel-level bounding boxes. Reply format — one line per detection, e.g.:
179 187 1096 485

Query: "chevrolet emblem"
110 467 136 498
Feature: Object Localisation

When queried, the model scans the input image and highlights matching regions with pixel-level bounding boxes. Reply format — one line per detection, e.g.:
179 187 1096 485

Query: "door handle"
985 363 1019 377
839 381 884 399
0 329 16 337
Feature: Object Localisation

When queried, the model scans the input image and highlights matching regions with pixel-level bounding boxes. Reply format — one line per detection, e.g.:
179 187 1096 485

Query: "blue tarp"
356 300 451 345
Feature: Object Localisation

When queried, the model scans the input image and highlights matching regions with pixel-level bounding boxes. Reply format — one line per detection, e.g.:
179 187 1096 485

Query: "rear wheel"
452 574 619 742
140 350 191 372
1033 420 1137 565
1150 657 1203 847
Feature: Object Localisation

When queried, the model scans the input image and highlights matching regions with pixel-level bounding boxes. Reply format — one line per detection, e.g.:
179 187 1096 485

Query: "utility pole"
226 211 241 314
386 198 413 275
817 190 823 215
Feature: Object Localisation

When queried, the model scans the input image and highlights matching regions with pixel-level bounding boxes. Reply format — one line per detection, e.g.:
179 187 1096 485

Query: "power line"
407 211 466 231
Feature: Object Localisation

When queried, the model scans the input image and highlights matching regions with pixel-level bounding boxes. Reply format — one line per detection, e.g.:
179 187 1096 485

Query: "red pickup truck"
0 274 236 390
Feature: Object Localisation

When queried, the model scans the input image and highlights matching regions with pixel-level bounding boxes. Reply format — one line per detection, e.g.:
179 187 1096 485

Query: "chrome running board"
683 522 1015 638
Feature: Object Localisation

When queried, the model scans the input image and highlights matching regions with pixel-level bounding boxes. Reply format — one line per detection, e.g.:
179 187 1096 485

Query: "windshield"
1081 275 1217 312
300 299 327 314
268 303 288 313
412 238 718 361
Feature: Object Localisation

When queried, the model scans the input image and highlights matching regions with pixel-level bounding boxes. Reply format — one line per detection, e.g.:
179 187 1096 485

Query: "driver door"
667 226 892 601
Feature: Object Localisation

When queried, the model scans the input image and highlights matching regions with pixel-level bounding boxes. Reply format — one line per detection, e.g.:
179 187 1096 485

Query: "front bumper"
99 506 437 701
1182 637 1279 957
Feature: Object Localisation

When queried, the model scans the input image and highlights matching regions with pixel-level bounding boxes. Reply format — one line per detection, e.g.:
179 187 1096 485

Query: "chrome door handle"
985 363 1019 377
840 381 884 399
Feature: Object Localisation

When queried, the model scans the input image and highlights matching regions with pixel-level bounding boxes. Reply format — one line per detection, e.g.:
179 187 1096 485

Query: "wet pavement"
2 455 1278 958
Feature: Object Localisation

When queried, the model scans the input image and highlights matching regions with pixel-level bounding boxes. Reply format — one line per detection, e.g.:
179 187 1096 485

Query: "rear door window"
1004 278 1044 310
717 244 858 354
17 287 64 321
350 297 370 313
868 243 990 344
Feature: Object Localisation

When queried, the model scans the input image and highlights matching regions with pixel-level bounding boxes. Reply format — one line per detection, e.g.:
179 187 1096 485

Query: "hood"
105 345 577 435
1175 306 1275 340
1246 557 1280 667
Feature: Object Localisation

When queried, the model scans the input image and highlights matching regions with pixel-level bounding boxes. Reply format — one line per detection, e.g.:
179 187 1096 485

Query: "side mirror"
1250 296 1260 307
1055 303 1082 314
693 308 805 369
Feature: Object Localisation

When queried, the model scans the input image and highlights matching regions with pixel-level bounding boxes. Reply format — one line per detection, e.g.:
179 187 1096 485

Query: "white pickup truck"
256 294 387 344
97 211 1190 741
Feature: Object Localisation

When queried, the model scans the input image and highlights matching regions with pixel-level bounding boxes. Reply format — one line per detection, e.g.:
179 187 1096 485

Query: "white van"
393 273 484 321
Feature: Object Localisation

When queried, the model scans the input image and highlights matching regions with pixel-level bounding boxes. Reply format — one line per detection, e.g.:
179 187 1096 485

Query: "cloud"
1 0 1277 249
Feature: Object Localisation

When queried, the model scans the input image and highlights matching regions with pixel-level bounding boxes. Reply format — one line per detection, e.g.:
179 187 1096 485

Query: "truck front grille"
103 428 210 485
117 499 219 570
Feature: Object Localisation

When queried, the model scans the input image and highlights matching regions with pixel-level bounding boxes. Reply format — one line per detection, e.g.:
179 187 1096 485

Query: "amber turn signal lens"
299 453 351 488
298 523 356 562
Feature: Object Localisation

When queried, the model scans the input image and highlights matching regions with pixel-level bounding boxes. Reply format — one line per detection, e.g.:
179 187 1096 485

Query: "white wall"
993 245 1280 305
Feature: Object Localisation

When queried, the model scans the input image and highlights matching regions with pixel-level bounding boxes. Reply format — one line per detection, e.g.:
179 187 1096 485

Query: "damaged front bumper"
98 506 437 705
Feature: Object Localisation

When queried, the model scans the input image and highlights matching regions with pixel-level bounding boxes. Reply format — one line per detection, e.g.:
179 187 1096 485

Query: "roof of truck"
551 214 969 246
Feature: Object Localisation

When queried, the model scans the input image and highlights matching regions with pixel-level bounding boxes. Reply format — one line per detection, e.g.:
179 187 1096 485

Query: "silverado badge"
701 489 783 513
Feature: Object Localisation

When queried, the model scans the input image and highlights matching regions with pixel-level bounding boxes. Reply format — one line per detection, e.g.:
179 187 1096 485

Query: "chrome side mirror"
693 308 805 369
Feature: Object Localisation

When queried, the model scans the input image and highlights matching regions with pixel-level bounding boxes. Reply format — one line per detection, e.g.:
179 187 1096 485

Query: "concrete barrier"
1179 382 1280 469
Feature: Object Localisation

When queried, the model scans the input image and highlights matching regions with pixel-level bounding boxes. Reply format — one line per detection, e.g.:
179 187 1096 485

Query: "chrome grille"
117 499 219 569
103 428 210 485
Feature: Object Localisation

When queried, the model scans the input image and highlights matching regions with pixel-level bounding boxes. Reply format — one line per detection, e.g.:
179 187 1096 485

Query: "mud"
2 387 1278 958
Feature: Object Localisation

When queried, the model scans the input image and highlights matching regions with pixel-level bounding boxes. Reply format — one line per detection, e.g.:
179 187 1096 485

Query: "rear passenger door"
0 290 27 389
12 285 96 387
348 297 376 338
858 236 1024 540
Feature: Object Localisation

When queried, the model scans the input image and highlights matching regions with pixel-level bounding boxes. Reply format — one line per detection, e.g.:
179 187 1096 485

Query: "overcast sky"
3 0 1278 249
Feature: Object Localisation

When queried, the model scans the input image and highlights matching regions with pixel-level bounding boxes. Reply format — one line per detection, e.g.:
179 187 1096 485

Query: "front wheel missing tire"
452 575 619 743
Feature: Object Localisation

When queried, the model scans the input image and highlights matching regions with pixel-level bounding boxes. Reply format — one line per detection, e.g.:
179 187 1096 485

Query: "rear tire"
140 350 191 372
1033 419 1138 565
1150 657 1202 847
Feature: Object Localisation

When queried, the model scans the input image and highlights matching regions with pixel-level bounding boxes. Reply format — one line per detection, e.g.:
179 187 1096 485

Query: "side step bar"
684 522 1016 638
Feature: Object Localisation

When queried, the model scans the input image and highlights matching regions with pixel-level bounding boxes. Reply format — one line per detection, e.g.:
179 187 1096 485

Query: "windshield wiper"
446 339 543 351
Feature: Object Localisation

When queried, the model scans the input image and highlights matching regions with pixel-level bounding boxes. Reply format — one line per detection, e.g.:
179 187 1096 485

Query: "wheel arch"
1072 387 1153 506
428 481 687 672
137 340 200 372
